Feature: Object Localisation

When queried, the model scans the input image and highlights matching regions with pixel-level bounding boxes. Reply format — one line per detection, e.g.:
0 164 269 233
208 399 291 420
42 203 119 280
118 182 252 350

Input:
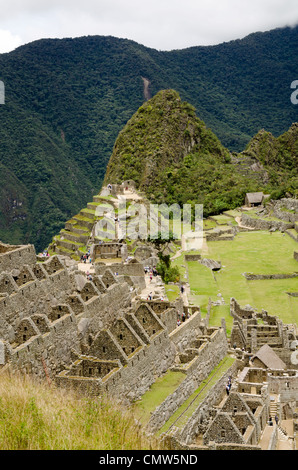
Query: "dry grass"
0 372 156 450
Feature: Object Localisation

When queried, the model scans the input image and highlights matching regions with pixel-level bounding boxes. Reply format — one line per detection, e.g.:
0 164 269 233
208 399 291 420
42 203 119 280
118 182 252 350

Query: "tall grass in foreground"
0 373 156 450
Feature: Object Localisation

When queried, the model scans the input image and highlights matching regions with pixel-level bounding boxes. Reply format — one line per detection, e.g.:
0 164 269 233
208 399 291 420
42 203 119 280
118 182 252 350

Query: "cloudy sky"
0 0 298 53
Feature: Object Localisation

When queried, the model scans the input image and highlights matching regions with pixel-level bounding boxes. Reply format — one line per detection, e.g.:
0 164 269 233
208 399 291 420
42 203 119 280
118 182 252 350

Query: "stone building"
245 192 264 207
0 240 228 407
229 298 296 368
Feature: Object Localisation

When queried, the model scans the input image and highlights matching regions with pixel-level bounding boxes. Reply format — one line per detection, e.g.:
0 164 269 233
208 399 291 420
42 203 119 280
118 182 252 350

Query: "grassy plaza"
173 230 297 329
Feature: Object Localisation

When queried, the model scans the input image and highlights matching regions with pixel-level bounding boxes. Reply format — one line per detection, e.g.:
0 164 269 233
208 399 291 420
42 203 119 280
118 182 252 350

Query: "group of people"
176 310 191 327
268 414 279 426
144 266 158 281
81 249 92 264
40 250 50 258
146 291 164 301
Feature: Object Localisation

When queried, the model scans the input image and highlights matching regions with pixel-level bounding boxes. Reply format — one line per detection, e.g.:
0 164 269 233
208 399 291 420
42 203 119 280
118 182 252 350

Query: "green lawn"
210 214 234 225
185 230 298 327
187 261 218 307
132 371 186 426
204 219 217 230
165 284 180 301
171 254 188 281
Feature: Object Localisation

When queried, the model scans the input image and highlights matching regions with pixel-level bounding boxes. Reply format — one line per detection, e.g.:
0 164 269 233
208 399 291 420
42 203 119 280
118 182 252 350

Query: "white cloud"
0 29 22 53
0 0 298 52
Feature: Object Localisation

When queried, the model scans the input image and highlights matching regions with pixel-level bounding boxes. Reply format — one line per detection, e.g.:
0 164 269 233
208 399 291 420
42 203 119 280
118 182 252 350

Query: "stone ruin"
229 297 297 366
0 241 228 408
0 240 298 450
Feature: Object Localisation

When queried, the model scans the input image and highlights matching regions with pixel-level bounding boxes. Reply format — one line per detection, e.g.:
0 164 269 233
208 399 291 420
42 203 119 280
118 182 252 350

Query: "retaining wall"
148 328 228 433
241 213 293 232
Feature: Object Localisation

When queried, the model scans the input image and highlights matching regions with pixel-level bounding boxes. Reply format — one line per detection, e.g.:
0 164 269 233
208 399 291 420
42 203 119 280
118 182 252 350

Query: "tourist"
269 416 273 426
275 414 279 425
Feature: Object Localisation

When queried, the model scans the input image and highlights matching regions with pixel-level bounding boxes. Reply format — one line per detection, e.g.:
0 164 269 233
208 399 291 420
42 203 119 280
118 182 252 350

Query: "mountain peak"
104 89 229 193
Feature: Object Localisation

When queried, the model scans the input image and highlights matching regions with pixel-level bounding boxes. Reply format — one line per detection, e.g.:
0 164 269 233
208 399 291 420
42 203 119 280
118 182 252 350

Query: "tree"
148 231 180 284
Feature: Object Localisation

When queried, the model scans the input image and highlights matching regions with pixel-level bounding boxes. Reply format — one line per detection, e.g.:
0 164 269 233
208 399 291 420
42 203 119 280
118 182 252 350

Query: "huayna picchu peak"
104 89 297 215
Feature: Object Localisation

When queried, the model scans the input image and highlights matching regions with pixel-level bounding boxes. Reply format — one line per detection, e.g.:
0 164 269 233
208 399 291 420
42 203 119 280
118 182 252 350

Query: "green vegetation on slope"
0 27 298 249
133 371 186 427
104 89 297 216
0 373 156 450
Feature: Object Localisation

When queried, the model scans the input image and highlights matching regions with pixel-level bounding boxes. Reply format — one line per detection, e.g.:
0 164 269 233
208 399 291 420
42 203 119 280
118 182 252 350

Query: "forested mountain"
0 26 297 250
104 89 297 215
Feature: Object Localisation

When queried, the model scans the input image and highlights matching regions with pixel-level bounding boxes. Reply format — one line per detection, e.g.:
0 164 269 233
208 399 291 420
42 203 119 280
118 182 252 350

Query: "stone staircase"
269 396 278 421
269 395 294 450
